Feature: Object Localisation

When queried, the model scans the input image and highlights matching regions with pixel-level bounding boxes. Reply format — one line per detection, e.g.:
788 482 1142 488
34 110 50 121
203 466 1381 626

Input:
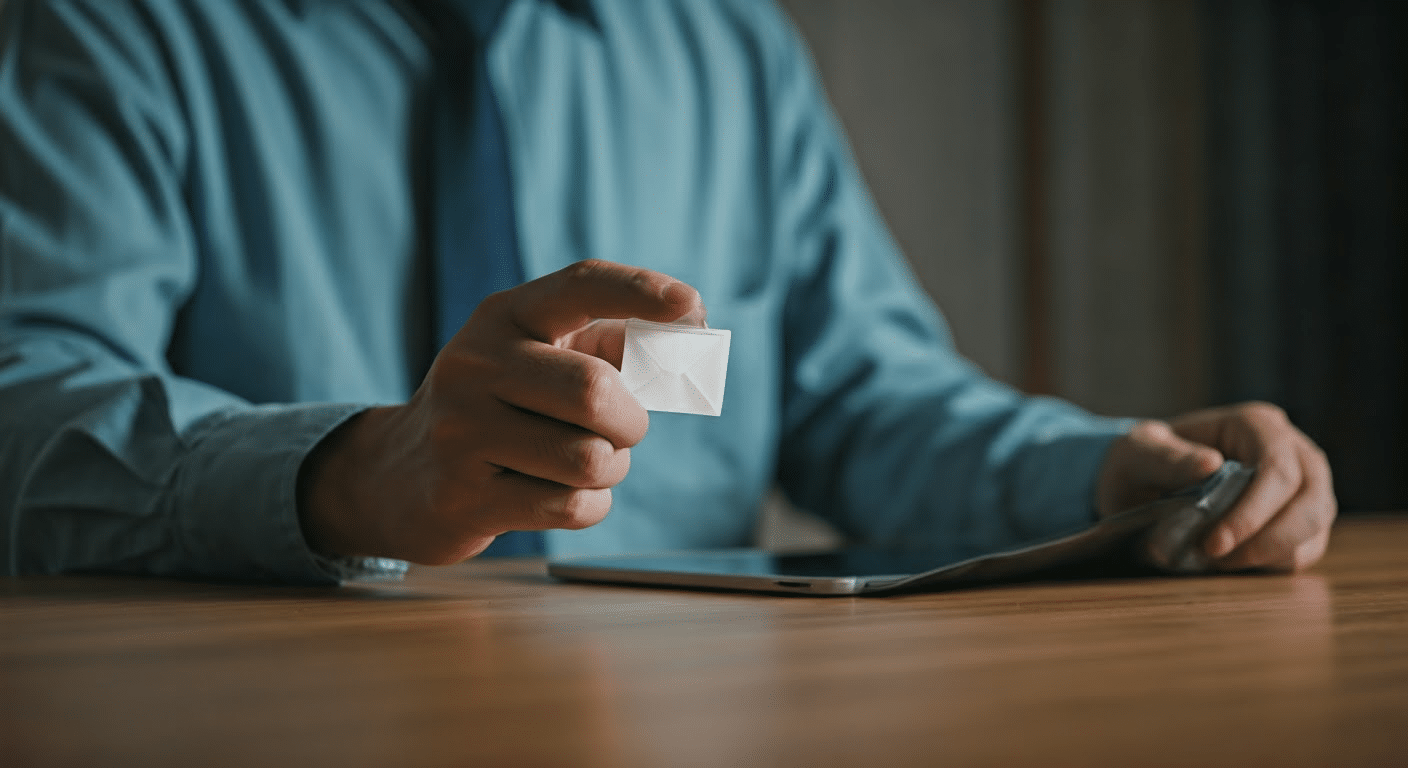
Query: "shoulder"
0 0 187 125
0 0 336 66
593 1 802 59
586 0 812 94
0 1 217 85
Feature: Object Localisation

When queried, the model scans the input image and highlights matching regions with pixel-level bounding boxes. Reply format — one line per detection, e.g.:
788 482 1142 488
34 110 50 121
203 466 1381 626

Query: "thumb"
1126 420 1225 490
1100 420 1224 516
503 260 703 343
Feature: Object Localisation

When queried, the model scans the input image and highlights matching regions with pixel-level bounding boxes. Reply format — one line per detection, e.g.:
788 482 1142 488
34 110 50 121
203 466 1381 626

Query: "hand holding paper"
299 260 707 565
620 319 731 416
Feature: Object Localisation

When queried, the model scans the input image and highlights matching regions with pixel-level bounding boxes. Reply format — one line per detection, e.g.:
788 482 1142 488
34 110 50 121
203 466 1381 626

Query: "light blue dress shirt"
0 0 1129 584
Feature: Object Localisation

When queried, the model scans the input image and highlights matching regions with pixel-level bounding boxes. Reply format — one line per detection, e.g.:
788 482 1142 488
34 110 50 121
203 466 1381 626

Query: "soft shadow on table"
520 556 1290 600
488 571 563 587
0 573 440 603
0 554 1296 604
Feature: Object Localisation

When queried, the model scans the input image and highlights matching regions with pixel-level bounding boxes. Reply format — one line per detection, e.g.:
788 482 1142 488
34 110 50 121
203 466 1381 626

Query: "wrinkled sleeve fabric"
759 6 1132 552
0 1 401 583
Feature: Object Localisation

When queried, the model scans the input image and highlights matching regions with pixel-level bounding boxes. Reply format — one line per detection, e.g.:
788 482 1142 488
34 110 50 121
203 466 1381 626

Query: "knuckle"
562 259 658 299
574 362 616 422
564 437 617 486
626 269 654 296
476 289 514 317
1243 401 1289 425
563 258 608 285
557 489 611 529
1264 453 1302 487
577 360 645 446
1129 419 1172 443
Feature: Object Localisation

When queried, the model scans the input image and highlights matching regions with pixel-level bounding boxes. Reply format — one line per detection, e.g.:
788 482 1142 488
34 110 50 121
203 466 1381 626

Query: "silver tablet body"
547 462 1255 596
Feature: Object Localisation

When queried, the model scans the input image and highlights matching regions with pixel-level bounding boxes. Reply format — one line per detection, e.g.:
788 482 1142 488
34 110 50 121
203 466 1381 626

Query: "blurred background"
777 0 1407 516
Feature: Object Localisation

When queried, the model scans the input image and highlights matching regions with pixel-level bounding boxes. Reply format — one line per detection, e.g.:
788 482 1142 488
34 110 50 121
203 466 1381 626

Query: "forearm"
782 362 1129 550
0 334 403 583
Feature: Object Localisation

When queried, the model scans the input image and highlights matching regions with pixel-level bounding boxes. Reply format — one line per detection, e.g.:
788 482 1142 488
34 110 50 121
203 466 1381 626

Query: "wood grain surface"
3 516 1406 768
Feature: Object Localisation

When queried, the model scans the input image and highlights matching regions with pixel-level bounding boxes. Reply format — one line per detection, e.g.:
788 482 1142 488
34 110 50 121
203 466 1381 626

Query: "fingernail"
1205 526 1236 558
1192 448 1223 474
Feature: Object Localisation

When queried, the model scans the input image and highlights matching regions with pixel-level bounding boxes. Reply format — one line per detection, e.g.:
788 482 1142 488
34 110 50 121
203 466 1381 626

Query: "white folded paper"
620 318 731 416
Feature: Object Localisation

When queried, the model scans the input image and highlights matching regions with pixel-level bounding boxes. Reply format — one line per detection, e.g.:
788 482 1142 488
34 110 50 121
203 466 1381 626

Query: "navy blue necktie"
424 0 543 557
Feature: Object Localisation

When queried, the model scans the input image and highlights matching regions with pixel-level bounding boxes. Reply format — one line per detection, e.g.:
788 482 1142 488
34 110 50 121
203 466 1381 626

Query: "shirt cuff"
1010 410 1137 537
171 402 409 585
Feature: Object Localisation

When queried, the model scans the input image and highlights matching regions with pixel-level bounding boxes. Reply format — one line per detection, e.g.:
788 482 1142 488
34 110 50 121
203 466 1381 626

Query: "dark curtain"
1203 0 1408 512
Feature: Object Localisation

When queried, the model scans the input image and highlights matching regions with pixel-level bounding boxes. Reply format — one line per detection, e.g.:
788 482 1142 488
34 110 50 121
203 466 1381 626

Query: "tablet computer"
547 461 1254 596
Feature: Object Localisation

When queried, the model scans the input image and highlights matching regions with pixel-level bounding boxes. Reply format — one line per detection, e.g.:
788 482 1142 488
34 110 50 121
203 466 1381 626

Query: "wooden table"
3 516 1407 768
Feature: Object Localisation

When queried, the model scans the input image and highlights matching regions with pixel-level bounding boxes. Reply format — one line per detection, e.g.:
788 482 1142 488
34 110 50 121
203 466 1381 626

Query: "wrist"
297 406 393 558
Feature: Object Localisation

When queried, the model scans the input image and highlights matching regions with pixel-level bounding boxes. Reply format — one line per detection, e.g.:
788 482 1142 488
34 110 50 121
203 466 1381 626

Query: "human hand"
1096 402 1336 572
299 260 705 564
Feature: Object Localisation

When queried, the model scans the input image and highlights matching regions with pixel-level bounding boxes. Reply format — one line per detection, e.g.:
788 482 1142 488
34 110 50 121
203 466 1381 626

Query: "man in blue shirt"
0 0 1334 584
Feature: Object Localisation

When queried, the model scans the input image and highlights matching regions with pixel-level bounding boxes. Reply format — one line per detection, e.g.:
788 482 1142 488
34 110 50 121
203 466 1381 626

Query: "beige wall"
1041 0 1205 418
784 0 1025 386
780 0 1207 419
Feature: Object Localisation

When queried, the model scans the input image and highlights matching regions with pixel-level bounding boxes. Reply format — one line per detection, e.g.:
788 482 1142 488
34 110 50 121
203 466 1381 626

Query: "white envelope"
620 319 731 416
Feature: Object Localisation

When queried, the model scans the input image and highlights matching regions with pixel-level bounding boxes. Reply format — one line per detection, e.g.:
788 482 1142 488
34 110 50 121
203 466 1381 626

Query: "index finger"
1204 450 1305 559
1209 441 1336 568
506 260 704 342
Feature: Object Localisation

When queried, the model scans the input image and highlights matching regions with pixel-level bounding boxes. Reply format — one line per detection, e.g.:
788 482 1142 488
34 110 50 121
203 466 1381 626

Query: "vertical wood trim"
1016 0 1053 395
1039 0 1208 417
1159 1 1209 412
